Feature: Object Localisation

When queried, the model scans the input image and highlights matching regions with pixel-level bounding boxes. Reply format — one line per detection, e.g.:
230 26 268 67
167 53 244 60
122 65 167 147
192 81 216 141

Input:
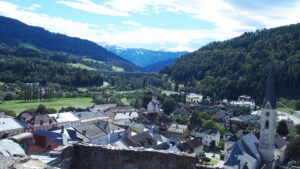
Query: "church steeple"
262 65 276 109
259 64 276 169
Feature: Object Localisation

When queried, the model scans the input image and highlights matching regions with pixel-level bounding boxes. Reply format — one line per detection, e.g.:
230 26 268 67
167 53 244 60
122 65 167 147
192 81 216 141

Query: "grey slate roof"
192 126 219 135
96 120 121 134
275 135 287 149
122 132 157 148
73 111 106 120
224 132 261 167
74 123 107 139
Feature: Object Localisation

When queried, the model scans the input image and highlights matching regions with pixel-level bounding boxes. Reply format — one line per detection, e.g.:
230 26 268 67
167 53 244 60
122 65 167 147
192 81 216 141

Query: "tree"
190 112 202 127
295 100 300 110
199 112 209 120
0 109 16 117
162 97 177 115
277 120 289 136
36 104 46 114
229 124 237 133
287 136 300 162
203 120 216 128
92 94 107 104
4 92 15 101
133 98 143 109
295 124 300 135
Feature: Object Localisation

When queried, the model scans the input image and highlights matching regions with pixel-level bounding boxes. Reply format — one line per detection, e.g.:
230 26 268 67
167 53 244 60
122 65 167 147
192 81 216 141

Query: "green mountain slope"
0 16 140 72
161 24 300 101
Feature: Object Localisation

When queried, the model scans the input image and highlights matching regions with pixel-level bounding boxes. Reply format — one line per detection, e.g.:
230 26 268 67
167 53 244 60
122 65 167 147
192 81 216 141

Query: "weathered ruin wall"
70 144 197 169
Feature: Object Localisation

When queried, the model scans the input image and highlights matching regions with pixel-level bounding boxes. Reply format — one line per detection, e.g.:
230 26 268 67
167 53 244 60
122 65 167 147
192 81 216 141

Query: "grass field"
67 63 96 70
121 98 130 105
0 82 4 85
83 58 105 64
112 66 124 72
0 97 93 114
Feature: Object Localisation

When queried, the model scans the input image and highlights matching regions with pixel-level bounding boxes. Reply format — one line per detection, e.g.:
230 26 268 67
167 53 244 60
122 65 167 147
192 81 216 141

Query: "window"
266 112 270 116
265 120 269 129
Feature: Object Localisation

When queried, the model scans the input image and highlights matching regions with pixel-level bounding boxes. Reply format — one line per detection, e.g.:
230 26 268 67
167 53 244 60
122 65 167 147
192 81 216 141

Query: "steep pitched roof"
0 118 23 131
74 123 107 139
275 135 287 149
224 133 261 167
176 138 202 152
262 65 276 109
96 120 122 134
122 132 156 148
192 126 219 135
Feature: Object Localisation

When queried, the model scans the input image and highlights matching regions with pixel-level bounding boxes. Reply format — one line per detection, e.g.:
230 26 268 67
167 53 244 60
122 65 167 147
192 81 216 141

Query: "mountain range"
104 45 188 70
0 15 140 72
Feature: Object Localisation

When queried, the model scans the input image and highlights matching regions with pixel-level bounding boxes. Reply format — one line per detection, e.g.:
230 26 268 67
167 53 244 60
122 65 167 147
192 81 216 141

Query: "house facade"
165 123 189 138
0 118 24 138
190 126 220 147
147 94 161 113
17 112 57 133
49 112 80 128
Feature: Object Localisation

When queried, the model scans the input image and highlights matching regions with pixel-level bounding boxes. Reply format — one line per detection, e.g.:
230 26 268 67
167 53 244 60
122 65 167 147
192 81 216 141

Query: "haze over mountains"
103 45 188 71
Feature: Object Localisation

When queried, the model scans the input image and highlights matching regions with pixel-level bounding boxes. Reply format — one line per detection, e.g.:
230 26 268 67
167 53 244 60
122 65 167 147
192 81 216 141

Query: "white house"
147 95 161 113
114 112 139 121
230 95 256 110
186 93 203 103
190 126 220 147
0 118 24 138
96 121 126 144
49 112 80 128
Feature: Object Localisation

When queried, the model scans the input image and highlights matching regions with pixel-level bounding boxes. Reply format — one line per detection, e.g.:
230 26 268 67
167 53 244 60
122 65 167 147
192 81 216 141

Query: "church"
224 67 285 169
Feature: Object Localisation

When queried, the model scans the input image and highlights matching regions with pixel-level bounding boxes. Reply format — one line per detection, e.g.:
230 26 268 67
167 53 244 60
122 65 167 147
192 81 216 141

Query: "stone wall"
70 144 197 169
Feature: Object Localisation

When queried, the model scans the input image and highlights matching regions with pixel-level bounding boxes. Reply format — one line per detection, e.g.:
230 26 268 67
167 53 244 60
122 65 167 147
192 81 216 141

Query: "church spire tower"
259 65 276 169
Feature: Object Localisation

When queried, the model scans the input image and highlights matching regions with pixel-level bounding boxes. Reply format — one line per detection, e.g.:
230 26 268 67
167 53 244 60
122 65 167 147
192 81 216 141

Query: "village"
1 70 299 169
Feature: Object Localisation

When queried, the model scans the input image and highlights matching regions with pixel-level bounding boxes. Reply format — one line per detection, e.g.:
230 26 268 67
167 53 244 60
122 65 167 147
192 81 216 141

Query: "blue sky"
0 0 300 51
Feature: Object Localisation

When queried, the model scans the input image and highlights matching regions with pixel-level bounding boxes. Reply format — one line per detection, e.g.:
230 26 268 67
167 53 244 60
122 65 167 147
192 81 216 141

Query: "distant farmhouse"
230 95 256 111
147 93 162 113
186 93 203 103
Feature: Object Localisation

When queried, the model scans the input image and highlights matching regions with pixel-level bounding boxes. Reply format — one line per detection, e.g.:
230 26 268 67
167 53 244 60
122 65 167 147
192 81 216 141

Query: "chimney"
82 130 87 136
61 126 64 134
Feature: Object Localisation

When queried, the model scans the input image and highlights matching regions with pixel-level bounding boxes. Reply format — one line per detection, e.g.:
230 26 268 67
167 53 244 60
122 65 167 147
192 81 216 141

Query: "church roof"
262 65 276 109
224 133 261 167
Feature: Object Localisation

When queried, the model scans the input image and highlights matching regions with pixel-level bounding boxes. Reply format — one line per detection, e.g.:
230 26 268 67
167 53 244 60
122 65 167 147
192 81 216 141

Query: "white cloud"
25 3 41 11
98 27 238 51
105 0 300 33
121 21 141 27
0 1 105 42
1 0 300 52
57 0 129 16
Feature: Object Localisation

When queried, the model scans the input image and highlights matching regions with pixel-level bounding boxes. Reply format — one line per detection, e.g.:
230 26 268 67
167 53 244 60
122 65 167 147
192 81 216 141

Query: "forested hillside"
162 23 300 102
143 58 178 72
0 57 103 87
0 16 140 72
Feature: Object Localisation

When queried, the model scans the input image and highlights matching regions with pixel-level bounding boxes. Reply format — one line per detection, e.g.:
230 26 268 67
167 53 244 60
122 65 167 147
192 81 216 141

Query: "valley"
0 3 300 168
